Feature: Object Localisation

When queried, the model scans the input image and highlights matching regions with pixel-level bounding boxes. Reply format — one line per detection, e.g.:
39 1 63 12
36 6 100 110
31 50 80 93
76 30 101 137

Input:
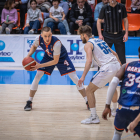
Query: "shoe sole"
24 108 32 111
81 120 100 124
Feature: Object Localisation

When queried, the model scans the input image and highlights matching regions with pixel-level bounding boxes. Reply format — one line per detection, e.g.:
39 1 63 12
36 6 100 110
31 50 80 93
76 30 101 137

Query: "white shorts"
91 62 121 88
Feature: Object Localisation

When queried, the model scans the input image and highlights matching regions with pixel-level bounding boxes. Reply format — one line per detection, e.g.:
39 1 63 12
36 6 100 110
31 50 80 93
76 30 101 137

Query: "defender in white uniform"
78 25 121 124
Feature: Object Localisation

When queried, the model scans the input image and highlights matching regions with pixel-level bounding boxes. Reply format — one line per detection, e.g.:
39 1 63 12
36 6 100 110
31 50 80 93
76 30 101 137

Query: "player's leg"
112 129 123 140
68 71 89 109
81 82 100 124
24 70 44 111
24 56 55 111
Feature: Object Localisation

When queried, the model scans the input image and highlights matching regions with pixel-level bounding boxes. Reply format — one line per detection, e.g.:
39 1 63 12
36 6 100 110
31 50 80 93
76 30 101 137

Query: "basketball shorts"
90 62 120 88
114 106 140 137
38 56 75 76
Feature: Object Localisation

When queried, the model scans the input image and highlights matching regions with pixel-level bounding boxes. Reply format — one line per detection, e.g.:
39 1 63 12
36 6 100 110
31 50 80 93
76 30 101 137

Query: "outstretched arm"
102 64 126 120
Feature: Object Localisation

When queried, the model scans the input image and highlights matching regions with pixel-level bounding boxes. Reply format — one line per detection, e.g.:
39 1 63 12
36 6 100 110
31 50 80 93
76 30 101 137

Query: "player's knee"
35 71 44 79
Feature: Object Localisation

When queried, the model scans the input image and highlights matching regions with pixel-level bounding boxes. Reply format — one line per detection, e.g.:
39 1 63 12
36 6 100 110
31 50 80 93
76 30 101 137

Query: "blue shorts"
38 56 75 76
114 107 140 137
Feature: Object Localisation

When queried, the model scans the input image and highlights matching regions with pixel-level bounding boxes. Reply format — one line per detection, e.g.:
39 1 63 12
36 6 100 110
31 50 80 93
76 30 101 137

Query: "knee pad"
30 71 44 90
68 71 84 90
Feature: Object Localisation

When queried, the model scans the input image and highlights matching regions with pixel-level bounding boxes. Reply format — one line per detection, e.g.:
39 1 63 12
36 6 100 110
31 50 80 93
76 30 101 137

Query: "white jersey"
88 38 118 67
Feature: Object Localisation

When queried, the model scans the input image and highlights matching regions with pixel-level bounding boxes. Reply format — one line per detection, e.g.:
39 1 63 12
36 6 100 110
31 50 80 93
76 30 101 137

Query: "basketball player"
77 25 121 124
24 27 88 111
102 47 140 139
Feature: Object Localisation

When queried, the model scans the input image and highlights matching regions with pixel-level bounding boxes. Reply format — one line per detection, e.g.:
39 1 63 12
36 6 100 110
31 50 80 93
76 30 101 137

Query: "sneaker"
0 26 2 34
81 115 100 124
6 27 10 34
86 101 90 110
67 32 71 35
28 30 34 34
111 108 116 117
24 101 32 111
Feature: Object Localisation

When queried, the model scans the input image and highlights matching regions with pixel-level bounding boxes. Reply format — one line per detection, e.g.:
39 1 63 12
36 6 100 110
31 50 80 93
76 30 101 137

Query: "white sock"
29 97 33 101
90 107 96 117
112 130 123 140
84 96 88 102
112 102 117 110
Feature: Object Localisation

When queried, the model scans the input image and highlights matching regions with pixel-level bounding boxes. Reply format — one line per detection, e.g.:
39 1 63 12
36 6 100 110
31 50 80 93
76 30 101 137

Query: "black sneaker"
24 101 32 111
86 101 90 110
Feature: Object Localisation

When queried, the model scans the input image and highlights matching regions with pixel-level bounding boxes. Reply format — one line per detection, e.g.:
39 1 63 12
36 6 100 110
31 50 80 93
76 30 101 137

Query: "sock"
112 130 123 140
84 96 88 102
112 102 117 110
90 107 96 117
29 97 33 102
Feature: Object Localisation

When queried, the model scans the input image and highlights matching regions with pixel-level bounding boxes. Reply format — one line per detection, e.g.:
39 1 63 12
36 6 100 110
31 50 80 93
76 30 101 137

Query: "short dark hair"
4 0 15 10
30 0 37 5
41 27 51 33
52 0 60 3
78 25 92 37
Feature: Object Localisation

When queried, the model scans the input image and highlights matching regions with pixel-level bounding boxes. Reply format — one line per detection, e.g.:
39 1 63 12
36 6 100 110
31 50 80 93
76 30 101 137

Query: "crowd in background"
0 0 139 35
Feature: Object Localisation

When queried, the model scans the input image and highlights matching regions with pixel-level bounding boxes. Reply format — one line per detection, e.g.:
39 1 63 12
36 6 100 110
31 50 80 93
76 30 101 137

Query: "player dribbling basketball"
24 27 89 111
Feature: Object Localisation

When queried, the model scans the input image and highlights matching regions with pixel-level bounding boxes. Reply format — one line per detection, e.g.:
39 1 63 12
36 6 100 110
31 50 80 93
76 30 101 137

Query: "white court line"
121 134 133 139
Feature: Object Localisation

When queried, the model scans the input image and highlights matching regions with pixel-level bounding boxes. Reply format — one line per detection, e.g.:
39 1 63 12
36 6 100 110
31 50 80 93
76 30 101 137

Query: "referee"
97 0 128 64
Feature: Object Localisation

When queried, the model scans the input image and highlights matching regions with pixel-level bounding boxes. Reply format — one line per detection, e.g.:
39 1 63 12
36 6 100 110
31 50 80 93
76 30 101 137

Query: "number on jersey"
125 73 140 88
97 42 111 54
64 60 69 66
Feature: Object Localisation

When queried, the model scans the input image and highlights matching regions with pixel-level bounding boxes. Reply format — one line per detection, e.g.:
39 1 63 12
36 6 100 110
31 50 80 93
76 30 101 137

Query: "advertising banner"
0 35 24 66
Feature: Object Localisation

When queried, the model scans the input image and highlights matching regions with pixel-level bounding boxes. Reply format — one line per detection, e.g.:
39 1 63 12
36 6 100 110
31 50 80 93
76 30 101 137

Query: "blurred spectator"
87 0 95 18
24 0 43 34
92 0 108 36
14 0 28 29
131 0 140 13
43 0 70 34
0 0 18 34
28 0 51 19
69 0 92 34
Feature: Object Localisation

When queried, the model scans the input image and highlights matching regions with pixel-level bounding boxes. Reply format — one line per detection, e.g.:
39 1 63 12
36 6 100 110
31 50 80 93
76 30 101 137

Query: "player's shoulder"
52 36 60 41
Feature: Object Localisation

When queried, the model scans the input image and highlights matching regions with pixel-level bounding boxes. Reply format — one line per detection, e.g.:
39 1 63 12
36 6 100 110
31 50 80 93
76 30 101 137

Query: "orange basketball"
22 57 36 71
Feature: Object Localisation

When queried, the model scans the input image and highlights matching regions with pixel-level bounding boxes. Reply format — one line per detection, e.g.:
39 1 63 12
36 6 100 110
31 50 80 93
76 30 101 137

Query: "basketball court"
0 67 139 140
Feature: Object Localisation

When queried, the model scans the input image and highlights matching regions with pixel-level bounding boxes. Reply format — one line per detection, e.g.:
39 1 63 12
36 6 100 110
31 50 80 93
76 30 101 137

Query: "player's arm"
110 48 122 66
102 64 126 120
78 42 93 87
37 41 61 69
129 113 140 133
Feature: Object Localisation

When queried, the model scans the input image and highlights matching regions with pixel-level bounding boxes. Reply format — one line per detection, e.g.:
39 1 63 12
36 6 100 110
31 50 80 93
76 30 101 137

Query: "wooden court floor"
0 85 139 140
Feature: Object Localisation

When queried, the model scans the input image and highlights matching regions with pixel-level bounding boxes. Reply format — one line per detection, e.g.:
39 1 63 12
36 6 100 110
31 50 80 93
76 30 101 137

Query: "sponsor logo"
67 40 85 60
0 40 14 62
67 67 72 70
122 89 126 94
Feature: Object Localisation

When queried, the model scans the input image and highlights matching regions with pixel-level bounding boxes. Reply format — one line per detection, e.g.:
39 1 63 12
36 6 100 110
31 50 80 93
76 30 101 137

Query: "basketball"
22 57 36 71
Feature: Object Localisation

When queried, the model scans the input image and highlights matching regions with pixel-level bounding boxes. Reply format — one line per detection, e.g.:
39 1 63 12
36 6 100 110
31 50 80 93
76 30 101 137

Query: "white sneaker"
0 26 2 34
28 30 34 34
6 27 10 34
81 115 100 124
111 108 116 117
67 32 71 35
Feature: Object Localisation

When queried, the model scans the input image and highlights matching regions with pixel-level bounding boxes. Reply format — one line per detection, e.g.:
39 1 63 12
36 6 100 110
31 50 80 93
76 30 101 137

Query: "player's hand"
102 107 111 120
78 77 84 87
129 121 138 133
54 18 59 22
99 34 104 40
30 62 40 71
25 23 30 27
123 33 128 42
